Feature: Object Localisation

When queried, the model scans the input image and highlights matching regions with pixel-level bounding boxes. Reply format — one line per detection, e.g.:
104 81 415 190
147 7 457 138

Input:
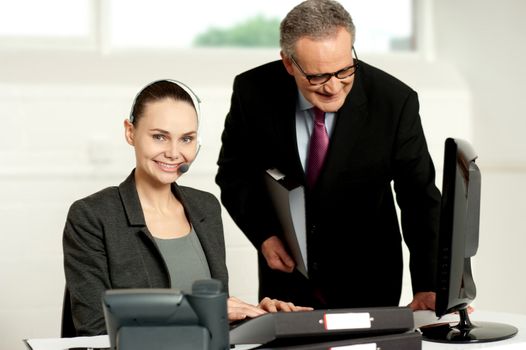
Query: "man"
216 0 440 310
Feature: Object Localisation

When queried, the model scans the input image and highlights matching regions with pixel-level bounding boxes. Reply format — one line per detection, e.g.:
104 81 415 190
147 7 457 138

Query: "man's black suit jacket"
216 59 441 309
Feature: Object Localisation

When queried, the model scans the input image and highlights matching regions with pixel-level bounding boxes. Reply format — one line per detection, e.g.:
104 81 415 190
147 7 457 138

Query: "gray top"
155 226 211 293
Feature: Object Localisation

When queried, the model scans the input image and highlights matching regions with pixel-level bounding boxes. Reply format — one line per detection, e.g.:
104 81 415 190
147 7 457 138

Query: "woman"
63 79 310 336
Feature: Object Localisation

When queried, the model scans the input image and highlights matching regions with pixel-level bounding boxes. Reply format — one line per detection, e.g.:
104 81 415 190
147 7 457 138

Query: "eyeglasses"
290 47 359 86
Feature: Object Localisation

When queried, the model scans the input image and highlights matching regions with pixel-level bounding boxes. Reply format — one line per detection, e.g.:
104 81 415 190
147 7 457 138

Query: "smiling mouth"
155 161 180 171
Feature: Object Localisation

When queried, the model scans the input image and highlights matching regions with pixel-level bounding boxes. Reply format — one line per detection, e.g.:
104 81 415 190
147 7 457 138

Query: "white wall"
432 0 526 314
1 1 526 349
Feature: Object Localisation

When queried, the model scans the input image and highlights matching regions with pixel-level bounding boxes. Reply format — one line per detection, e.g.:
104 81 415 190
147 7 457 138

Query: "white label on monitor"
330 343 376 350
324 312 371 330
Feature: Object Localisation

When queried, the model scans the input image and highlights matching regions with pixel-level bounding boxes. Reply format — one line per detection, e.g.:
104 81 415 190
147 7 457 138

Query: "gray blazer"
63 170 228 335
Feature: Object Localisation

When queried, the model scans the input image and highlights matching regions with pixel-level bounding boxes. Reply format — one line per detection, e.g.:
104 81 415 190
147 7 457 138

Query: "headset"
129 79 202 174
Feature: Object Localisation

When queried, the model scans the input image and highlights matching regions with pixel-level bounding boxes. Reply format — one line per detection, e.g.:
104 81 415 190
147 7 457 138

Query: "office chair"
61 287 77 337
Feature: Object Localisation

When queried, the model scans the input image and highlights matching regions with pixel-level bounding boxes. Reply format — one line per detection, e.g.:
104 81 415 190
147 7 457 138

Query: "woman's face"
125 97 198 186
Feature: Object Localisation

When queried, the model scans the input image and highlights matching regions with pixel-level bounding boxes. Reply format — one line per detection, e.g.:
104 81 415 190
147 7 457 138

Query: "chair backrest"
61 287 77 337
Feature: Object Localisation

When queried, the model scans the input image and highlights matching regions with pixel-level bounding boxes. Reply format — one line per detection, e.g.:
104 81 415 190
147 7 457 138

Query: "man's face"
282 27 356 113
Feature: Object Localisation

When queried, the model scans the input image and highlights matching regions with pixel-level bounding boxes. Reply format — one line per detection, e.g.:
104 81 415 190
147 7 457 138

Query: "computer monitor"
420 138 518 343
102 279 229 350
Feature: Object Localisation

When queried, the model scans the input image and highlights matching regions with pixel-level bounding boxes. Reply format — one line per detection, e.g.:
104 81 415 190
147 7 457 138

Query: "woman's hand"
257 297 313 313
227 296 313 322
227 296 266 321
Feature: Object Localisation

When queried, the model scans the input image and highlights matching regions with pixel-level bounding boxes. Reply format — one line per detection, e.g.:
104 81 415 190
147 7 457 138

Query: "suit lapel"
118 171 208 247
270 73 306 183
172 184 206 233
173 185 218 273
319 67 369 188
118 170 147 227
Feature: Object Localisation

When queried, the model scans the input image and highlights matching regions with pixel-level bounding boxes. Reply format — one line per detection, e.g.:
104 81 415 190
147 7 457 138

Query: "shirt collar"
297 89 314 112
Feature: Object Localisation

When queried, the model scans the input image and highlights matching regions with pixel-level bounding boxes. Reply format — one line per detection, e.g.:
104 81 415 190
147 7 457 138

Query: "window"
0 0 94 48
0 0 414 53
0 0 91 37
109 0 414 52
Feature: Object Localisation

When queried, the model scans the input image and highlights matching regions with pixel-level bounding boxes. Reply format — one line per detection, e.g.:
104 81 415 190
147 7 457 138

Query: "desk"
24 310 526 350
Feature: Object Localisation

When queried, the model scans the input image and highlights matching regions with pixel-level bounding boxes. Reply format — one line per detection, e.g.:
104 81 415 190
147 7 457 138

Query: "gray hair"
280 0 355 58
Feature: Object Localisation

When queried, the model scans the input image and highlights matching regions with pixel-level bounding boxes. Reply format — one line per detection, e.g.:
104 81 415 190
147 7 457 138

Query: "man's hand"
408 291 475 314
261 236 295 273
407 291 436 311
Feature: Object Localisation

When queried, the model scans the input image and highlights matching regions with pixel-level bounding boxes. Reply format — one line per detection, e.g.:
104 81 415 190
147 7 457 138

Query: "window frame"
0 0 102 51
0 0 433 58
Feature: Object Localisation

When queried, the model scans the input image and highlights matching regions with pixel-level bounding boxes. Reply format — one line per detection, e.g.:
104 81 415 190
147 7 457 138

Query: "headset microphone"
179 163 190 174
178 143 201 175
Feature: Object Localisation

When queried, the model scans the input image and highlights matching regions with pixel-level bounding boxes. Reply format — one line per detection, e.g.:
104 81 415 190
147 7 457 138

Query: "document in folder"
265 168 308 278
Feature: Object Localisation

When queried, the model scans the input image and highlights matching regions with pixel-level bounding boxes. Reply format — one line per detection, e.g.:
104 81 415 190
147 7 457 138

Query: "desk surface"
24 310 526 350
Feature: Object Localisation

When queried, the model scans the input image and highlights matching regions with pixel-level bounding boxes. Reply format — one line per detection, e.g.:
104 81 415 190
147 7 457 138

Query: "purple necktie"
306 107 329 187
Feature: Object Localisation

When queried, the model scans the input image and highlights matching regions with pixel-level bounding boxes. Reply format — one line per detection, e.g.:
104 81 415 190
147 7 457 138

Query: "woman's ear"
124 119 135 146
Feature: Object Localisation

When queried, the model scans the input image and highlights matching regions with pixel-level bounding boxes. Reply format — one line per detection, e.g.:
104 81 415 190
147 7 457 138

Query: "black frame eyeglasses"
290 47 359 86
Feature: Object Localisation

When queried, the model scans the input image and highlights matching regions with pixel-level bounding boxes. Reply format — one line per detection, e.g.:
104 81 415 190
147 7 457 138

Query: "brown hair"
129 80 198 125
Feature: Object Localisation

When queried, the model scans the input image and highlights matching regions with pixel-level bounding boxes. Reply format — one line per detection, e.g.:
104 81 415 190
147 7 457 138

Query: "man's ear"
280 51 295 76
124 119 135 146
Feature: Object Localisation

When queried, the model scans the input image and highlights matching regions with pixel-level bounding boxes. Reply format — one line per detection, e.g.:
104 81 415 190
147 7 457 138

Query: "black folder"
264 168 308 278
254 331 422 350
230 306 415 345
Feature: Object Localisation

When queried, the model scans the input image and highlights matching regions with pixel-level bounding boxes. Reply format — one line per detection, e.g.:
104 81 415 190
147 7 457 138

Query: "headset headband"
129 79 201 129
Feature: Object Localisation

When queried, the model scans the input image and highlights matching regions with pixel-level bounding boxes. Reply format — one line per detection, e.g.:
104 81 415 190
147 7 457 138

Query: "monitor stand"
420 308 518 343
